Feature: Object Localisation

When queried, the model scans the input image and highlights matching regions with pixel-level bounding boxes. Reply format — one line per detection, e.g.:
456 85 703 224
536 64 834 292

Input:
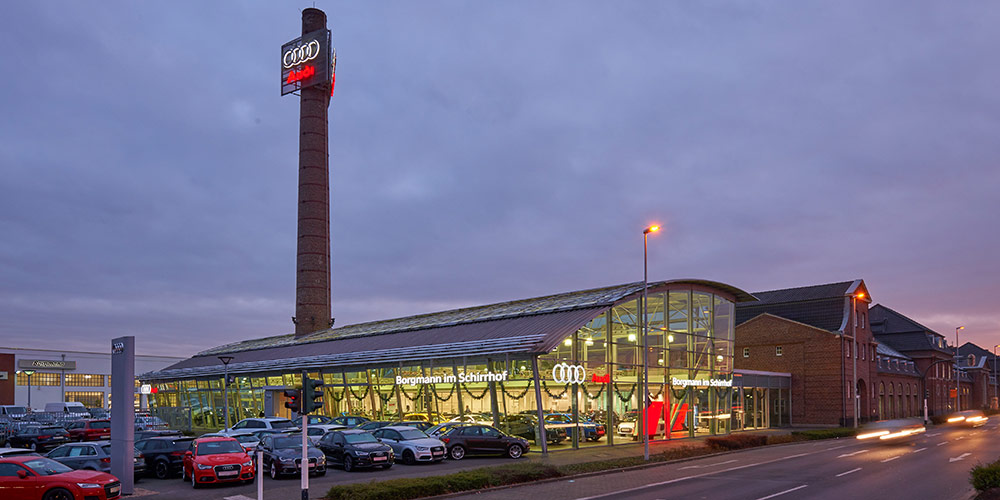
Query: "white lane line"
836 468 862 477
678 459 737 470
837 449 869 458
956 436 965 440
926 432 941 437
825 445 846 451
881 456 900 463
913 448 927 453
224 496 255 500
937 442 948 446
755 485 808 500
575 452 813 500
950 453 972 463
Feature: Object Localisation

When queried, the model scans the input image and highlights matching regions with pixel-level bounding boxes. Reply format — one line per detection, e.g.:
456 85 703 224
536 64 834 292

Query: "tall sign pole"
111 336 134 497
283 8 333 338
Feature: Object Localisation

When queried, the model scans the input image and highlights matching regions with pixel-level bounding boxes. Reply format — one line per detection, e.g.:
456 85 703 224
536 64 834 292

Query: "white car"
371 426 446 464
218 417 297 436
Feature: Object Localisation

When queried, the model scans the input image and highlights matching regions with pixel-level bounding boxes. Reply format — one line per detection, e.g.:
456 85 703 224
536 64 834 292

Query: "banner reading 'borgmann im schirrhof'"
671 377 733 388
395 371 509 386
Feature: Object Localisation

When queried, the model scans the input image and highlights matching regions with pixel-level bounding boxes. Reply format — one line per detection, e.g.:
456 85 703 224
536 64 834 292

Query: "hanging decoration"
462 383 490 400
399 385 425 402
541 380 570 399
346 384 370 401
378 385 396 404
650 384 664 400
500 380 532 400
431 383 456 402
583 383 605 400
329 389 345 402
614 383 636 403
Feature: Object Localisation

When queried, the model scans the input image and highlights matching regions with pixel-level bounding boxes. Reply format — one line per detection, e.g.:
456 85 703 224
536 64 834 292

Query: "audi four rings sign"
551 363 587 384
281 28 331 95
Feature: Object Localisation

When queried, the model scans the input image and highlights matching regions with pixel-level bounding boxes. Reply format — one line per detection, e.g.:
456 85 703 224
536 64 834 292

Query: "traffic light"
283 389 301 414
303 375 325 414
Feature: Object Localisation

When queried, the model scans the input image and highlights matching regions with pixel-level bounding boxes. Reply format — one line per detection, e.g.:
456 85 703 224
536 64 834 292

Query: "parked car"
447 413 494 425
402 412 443 424
357 420 394 431
0 405 29 420
439 424 529 460
135 415 169 431
255 433 326 479
371 426 446 464
45 441 146 478
66 419 112 441
391 420 435 432
43 402 90 419
219 417 296 436
317 429 394 471
0 455 122 499
135 436 194 479
0 448 40 458
292 415 335 426
182 436 256 488
502 414 566 444
87 408 110 419
8 425 70 452
248 429 295 441
328 415 370 427
426 422 467 438
544 413 605 442
135 429 183 441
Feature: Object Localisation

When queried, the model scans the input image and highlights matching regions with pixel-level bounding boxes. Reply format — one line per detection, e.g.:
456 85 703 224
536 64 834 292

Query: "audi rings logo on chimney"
552 363 587 384
283 39 321 68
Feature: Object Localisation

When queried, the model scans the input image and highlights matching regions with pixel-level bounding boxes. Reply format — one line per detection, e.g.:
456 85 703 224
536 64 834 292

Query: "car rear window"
171 438 195 449
41 427 67 434
91 421 111 429
101 445 112 455
270 420 294 429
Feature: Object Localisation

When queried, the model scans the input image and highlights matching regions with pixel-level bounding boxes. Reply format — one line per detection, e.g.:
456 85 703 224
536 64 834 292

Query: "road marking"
825 445 846 451
755 485 808 500
679 459 737 470
950 453 972 463
881 456 900 463
574 452 814 500
837 449 869 458
224 496 256 500
956 436 965 440
937 442 948 446
926 432 940 437
913 448 927 453
836 468 862 477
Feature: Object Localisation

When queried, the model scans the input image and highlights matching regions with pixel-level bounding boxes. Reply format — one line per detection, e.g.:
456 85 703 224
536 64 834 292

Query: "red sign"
286 65 316 84
591 373 610 384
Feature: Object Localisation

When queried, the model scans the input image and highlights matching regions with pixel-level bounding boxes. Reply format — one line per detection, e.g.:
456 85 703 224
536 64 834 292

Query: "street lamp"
22 370 35 410
955 326 964 412
218 356 234 431
642 223 660 461
851 292 865 428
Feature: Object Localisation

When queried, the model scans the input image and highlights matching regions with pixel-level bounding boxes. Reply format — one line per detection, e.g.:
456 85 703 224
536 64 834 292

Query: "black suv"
8 426 70 452
135 436 194 479
439 424 529 460
317 429 394 471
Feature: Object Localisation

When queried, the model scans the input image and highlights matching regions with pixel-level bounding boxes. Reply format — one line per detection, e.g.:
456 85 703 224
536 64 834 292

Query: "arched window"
888 383 895 418
879 382 886 420
897 383 903 418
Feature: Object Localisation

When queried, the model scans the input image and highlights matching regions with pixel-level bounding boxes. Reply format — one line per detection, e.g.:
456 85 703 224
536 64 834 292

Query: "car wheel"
191 470 199 489
343 455 354 472
449 445 466 460
270 462 279 480
507 444 523 459
382 463 393 469
155 460 171 480
28 441 37 451
42 488 74 500
402 450 416 465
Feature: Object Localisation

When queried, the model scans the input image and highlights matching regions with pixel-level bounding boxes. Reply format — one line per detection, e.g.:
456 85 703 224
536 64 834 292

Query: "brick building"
735 280 880 426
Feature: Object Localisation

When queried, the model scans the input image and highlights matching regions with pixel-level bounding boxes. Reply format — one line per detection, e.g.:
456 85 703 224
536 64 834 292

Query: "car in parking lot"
328 415 370 427
45 441 146 479
135 415 169 431
318 429 394 471
182 436 256 488
219 417 296 436
135 436 194 479
255 433 326 479
438 424 529 460
371 426 446 464
66 419 112 441
0 448 40 458
356 420 394 432
0 455 122 499
544 413 605 442
8 425 70 452
391 420 435 432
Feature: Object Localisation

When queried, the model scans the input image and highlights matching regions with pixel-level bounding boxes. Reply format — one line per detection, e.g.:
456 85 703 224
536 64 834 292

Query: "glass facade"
150 285 742 450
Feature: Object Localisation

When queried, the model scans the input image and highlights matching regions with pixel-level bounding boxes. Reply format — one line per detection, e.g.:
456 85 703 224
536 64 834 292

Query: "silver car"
371 426 446 464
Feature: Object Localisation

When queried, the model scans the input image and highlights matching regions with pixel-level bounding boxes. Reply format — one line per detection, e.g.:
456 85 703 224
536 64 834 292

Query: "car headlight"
317 455 325 463
415 446 430 451
279 457 296 464
242 460 253 467
76 483 101 489
196 463 213 470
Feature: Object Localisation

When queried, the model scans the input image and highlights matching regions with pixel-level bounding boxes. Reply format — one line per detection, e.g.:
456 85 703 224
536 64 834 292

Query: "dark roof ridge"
869 303 940 336
751 280 857 296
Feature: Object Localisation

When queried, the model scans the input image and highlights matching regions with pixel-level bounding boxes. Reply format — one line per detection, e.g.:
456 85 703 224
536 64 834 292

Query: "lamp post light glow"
641 223 660 461
218 356 234 431
955 326 965 412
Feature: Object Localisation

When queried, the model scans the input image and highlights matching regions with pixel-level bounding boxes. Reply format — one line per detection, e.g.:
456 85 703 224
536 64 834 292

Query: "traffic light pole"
302 370 310 500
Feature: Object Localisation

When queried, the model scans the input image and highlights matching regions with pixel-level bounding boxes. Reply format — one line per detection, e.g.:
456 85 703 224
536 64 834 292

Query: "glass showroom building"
144 280 757 450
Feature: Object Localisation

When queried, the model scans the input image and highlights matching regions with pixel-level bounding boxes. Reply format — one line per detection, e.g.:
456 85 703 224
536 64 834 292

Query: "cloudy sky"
1 2 998 358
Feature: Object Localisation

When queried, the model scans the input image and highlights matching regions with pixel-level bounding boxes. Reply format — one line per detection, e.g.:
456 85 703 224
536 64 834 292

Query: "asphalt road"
453 422 1000 500
135 453 514 499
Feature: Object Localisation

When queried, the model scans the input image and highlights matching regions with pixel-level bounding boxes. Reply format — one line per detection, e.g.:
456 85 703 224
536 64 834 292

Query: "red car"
0 455 121 499
66 420 112 441
181 436 255 488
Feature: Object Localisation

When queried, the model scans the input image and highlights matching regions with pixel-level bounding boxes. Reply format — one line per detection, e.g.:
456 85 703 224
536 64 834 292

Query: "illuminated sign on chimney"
281 28 331 96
